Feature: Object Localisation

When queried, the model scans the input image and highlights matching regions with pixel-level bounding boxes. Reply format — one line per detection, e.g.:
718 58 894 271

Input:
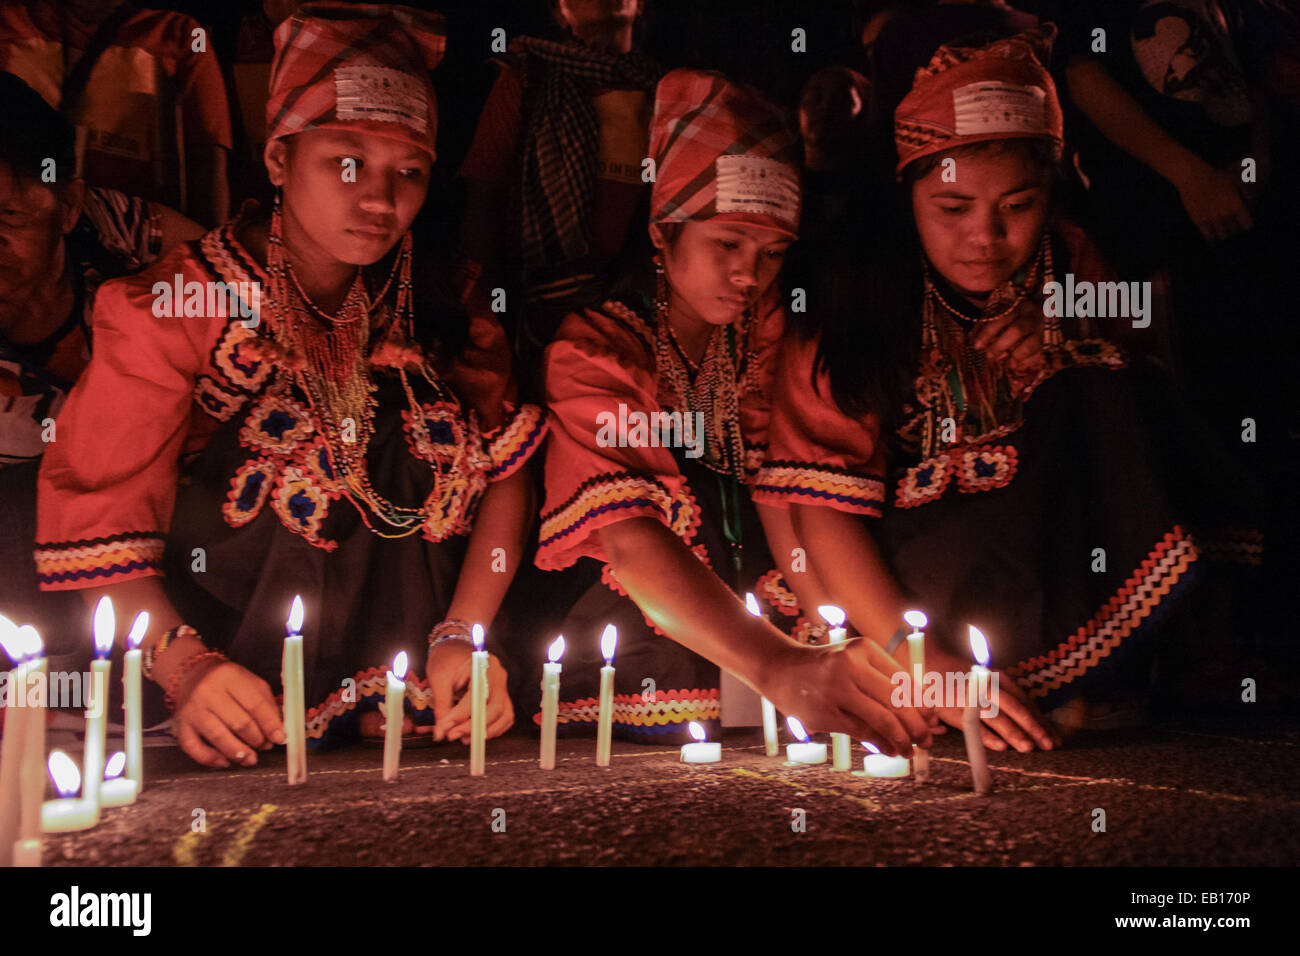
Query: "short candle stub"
680 721 721 764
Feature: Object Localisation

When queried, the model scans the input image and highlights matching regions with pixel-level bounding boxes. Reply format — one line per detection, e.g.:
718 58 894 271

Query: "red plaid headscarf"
267 2 446 160
894 25 1063 174
649 69 802 243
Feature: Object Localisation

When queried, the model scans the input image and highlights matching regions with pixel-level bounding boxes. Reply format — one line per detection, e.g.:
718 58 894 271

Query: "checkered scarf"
648 69 801 243
512 37 662 273
267 2 446 159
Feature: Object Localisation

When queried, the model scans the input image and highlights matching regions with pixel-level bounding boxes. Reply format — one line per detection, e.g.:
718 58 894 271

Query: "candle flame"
688 721 706 743
786 716 809 742
127 612 149 650
391 651 408 681
16 625 42 660
968 625 990 666
547 635 566 663
287 595 304 635
817 604 846 628
472 623 485 651
862 741 882 755
48 750 81 796
744 592 761 617
92 596 114 657
105 751 126 779
903 609 928 630
600 623 617 663
0 614 24 662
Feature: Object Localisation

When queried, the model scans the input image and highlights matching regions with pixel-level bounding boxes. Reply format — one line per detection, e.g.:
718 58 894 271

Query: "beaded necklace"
263 195 473 538
913 232 1060 458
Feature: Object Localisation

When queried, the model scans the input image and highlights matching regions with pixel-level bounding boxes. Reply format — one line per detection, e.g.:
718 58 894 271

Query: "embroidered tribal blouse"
536 292 785 572
35 215 546 590
756 221 1127 514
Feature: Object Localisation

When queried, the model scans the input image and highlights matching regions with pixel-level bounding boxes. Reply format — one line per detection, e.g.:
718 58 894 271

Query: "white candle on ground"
283 596 307 785
680 720 722 764
124 612 147 790
41 751 96 832
745 594 780 757
785 716 827 764
99 751 138 807
595 624 617 767
903 609 931 782
15 627 47 866
963 625 992 795
539 635 565 770
83 598 114 816
861 741 910 777
0 616 34 865
382 651 408 783
469 624 487 776
818 605 852 771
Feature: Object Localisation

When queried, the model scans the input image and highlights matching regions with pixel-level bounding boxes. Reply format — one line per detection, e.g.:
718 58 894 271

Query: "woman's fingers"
194 708 259 766
175 720 229 769
226 675 286 747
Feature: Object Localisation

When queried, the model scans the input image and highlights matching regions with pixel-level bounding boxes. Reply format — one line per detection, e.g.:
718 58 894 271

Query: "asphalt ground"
32 717 1300 867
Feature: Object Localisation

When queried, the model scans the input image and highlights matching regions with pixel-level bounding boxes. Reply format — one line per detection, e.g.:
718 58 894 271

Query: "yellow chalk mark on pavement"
730 767 881 812
172 829 205 867
220 803 278 867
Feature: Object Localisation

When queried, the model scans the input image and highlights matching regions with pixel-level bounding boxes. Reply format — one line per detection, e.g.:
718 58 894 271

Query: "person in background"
0 70 202 682
0 0 234 226
455 0 662 396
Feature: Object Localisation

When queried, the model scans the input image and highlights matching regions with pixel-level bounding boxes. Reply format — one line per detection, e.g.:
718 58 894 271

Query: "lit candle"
785 716 827 765
595 624 617 767
469 624 488 776
83 597 114 815
745 593 780 758
963 625 992 795
99 751 138 807
0 616 35 865
283 596 307 785
124 612 147 790
382 651 408 783
539 635 565 770
818 605 852 771
14 626 47 866
860 741 910 778
41 751 96 832
903 609 931 782
680 720 721 764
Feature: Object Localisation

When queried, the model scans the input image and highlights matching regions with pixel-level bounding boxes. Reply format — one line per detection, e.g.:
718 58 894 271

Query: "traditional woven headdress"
266 2 446 160
648 69 802 243
894 24 1063 174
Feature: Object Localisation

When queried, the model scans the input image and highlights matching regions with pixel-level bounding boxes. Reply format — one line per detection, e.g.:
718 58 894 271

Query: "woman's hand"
171 656 286 768
1172 160 1254 241
425 640 514 743
974 298 1046 385
758 639 938 757
922 645 1060 752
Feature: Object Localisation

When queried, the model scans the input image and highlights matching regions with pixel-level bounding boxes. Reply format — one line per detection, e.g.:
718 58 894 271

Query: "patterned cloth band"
893 24 1064 174
266 2 447 160
648 68 802 244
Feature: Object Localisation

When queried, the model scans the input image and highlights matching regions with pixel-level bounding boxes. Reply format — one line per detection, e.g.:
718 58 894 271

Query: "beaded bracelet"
143 624 200 680
163 650 228 711
428 618 475 649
